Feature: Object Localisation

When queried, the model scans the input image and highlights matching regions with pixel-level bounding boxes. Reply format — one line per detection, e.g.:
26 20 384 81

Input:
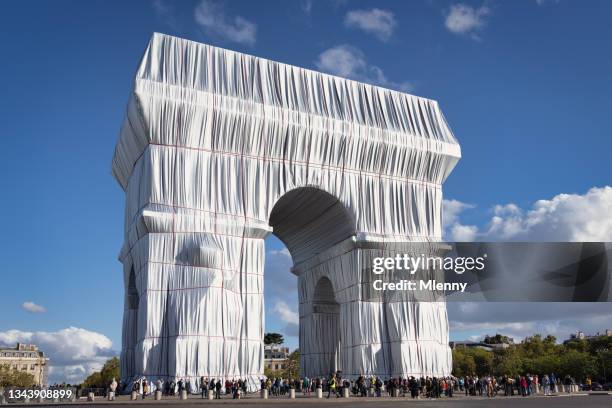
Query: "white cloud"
272 300 299 325
442 199 474 230
21 301 46 313
344 8 396 41
269 247 291 259
271 300 299 338
315 45 414 92
443 186 612 242
442 198 479 241
444 3 490 39
488 187 612 241
0 327 116 385
444 188 612 342
449 224 478 242
194 0 256 46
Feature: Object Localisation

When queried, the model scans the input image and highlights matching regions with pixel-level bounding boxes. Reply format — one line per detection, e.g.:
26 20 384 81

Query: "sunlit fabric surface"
113 33 461 391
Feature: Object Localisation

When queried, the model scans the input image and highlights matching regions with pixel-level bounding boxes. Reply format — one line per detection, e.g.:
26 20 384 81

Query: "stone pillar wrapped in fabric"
112 33 461 390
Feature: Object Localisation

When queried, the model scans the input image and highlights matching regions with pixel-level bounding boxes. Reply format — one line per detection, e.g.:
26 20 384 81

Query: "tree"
451 347 493 376
264 333 284 345
471 347 494 376
82 357 120 388
483 334 512 345
452 332 609 382
558 350 597 382
281 349 300 379
493 348 523 377
524 354 560 376
595 349 612 382
0 364 36 387
452 349 476 377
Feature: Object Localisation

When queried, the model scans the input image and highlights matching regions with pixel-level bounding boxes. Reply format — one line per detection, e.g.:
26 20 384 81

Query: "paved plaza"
8 393 612 408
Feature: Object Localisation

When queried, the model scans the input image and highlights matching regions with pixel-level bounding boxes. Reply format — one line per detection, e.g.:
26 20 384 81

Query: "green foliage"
452 334 611 382
472 347 494 375
452 349 476 377
493 348 523 377
263 367 276 379
452 347 492 377
280 349 300 379
264 333 284 345
0 364 36 387
483 334 513 345
82 357 119 388
558 350 597 380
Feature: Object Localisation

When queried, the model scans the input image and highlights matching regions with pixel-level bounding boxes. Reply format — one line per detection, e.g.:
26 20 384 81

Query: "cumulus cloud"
21 301 46 313
272 300 299 325
0 327 116 384
194 0 256 45
443 199 474 229
444 3 490 40
443 186 612 242
443 199 477 242
271 300 299 338
315 45 414 92
344 8 396 41
443 188 612 341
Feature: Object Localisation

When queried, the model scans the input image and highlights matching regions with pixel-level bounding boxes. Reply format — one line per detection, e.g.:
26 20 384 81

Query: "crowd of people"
117 371 580 399
257 372 580 399
260 374 457 399
125 377 249 399
458 373 578 397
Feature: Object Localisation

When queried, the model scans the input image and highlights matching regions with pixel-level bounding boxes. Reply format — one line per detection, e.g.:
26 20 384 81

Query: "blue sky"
1 0 611 383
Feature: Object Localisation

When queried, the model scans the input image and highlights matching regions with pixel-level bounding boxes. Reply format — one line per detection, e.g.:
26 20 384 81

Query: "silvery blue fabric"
112 33 461 389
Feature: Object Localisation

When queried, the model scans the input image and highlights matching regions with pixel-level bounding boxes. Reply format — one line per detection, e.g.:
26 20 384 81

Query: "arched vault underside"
112 33 461 390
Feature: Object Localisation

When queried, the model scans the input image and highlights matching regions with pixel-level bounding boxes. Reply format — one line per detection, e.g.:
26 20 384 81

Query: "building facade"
567 329 612 342
0 343 48 386
264 345 289 372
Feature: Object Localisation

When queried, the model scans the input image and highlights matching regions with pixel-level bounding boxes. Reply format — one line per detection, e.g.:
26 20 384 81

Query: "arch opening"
268 187 355 265
309 277 341 376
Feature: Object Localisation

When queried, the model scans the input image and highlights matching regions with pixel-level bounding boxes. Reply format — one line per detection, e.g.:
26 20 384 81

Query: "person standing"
327 374 338 398
375 376 382 397
303 377 311 396
155 379 162 397
520 376 528 396
200 377 208 398
543 375 550 396
177 378 184 398
215 378 222 399
142 379 149 400
550 373 557 393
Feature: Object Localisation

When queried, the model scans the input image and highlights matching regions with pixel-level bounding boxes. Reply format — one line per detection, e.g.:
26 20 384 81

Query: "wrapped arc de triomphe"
112 33 461 389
